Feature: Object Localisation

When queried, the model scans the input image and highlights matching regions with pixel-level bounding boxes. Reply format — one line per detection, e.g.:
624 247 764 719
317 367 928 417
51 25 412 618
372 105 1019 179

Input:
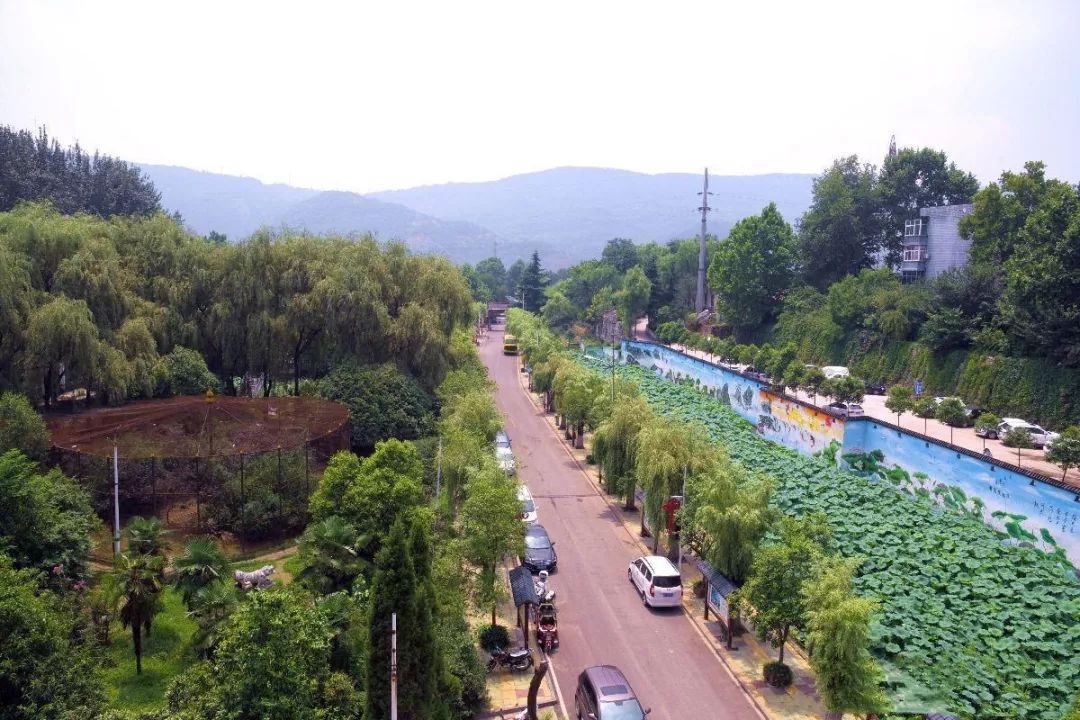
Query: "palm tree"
127 516 168 558
115 552 164 674
295 516 372 594
173 537 228 608
188 581 239 657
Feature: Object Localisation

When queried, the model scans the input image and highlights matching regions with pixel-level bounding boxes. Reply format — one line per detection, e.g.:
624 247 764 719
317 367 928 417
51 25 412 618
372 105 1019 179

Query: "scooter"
534 570 556 603
486 646 534 673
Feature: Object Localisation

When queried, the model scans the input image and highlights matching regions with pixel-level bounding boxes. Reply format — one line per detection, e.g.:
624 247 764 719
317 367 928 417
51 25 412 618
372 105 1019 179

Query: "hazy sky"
2 0 1078 193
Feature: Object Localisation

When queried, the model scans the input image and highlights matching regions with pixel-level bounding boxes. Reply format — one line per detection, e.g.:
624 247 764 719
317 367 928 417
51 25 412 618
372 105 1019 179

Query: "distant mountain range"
141 164 814 268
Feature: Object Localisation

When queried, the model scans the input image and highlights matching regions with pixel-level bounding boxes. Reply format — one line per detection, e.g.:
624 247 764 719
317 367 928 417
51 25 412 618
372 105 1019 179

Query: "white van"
628 555 683 609
821 366 850 379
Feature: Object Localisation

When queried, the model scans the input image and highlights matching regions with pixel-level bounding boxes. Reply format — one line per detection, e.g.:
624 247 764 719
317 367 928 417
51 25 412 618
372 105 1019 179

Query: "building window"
901 269 925 284
903 245 926 262
904 218 925 237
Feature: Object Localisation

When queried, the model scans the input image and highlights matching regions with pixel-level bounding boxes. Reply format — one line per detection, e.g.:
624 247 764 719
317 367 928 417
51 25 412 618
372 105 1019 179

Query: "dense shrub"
763 660 793 688
0 391 49 460
315 363 435 452
154 346 220 397
477 623 510 652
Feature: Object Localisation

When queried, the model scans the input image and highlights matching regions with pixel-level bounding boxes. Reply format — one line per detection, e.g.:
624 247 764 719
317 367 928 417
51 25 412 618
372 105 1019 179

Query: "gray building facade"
899 203 974 283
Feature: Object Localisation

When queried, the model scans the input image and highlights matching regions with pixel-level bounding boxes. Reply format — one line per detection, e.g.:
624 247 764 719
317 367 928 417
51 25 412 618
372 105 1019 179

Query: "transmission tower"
696 168 712 313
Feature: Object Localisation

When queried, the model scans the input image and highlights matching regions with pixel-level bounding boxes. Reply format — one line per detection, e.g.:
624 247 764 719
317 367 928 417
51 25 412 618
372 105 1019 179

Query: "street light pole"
677 464 687 569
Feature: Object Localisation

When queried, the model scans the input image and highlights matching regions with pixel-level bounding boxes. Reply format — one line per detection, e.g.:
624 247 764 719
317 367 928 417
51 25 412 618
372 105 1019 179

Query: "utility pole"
676 464 687 570
391 613 398 720
696 168 712 313
112 446 121 556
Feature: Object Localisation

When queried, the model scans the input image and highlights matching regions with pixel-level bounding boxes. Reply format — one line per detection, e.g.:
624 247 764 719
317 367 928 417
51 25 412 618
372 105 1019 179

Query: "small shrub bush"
763 660 793 688
478 623 510 652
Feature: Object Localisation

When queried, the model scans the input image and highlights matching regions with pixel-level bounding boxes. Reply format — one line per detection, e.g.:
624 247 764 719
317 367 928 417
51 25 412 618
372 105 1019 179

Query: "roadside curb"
514 360 773 720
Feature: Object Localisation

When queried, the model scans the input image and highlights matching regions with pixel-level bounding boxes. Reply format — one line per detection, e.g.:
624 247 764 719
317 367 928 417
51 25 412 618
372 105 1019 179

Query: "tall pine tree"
521 251 547 312
366 516 437 720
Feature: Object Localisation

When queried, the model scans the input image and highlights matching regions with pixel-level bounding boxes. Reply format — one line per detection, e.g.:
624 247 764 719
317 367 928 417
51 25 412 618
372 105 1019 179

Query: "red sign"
663 496 682 532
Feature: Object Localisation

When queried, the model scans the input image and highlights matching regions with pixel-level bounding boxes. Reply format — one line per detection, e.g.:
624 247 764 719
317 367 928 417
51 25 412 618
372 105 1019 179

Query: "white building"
898 203 974 283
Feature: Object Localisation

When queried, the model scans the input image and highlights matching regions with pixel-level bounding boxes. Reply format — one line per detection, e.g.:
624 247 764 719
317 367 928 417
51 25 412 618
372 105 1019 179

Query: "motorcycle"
486 646 534 673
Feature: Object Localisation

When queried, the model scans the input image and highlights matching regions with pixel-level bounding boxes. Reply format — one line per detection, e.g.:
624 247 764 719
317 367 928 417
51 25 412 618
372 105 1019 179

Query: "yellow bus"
503 334 519 355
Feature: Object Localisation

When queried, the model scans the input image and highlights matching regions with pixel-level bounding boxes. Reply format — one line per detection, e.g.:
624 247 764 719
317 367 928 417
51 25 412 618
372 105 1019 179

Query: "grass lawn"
102 586 197 713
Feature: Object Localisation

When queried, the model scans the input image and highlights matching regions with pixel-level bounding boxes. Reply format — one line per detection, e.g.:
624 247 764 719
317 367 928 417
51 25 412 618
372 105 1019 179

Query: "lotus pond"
580 355 1080 720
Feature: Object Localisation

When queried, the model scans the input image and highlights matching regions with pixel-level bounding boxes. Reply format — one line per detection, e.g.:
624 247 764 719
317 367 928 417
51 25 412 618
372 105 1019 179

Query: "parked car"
997 418 1054 449
863 380 887 395
496 445 516 475
974 422 998 439
574 665 651 720
521 525 557 572
496 430 512 449
827 401 865 418
518 484 538 524
628 555 683 609
1044 431 1062 456
821 366 850 379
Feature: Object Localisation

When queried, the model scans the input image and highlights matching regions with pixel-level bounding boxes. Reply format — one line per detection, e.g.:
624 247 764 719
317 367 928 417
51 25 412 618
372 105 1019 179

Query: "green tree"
824 375 864 405
884 384 915 426
0 392 49 460
172 536 229 609
115 551 164 674
153 346 219 397
801 366 827 402
553 362 599 449
802 556 889 718
520 251 547 312
475 256 508 300
707 203 797 339
687 454 776 584
295 516 372 595
636 417 718 555
315 362 435 452
935 397 967 445
0 449 98 576
1046 427 1080 482
171 590 357 719
541 289 578 331
617 265 652 336
367 517 430 720
796 156 881 289
0 554 106 719
974 412 1001 451
460 462 524 625
739 515 830 666
23 296 100 408
602 238 639 273
187 581 240 658
309 441 425 555
126 515 167 559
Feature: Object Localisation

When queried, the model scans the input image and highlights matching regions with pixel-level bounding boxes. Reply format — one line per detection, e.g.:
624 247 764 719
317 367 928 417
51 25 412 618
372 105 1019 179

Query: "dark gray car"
522 524 557 572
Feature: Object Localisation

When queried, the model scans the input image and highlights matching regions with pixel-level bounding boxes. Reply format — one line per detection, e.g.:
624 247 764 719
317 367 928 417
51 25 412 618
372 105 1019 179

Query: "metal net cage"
48 396 350 536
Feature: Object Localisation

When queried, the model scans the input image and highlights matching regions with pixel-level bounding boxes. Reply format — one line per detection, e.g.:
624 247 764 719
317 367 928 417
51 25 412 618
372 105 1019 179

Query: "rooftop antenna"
696 168 712 313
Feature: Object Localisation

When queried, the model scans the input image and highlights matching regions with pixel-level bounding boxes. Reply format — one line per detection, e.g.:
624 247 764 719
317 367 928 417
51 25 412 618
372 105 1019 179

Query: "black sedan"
522 525 557 572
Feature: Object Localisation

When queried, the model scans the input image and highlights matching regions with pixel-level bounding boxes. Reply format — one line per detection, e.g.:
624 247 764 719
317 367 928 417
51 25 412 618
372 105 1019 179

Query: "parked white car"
997 418 1054 449
517 484 538 524
821 366 850 379
627 555 683 608
827 401 865 418
496 445 516 474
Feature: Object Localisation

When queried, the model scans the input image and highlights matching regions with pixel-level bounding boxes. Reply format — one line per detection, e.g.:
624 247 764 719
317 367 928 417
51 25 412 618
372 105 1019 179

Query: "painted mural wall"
846 421 1080 563
624 341 1080 564
624 341 843 455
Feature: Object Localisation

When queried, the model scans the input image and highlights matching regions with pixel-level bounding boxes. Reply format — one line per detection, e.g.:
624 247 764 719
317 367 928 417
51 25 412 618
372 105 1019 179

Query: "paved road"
481 328 760 720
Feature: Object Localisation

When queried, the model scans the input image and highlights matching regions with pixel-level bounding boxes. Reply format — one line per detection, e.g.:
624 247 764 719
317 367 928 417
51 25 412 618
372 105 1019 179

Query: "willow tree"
687 453 776 584
592 393 654 505
803 556 889 718
635 417 718 555
553 362 600 447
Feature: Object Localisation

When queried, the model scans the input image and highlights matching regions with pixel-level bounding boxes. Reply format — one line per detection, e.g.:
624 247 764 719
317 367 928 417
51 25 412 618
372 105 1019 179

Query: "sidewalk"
516 365 828 720
472 560 559 718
